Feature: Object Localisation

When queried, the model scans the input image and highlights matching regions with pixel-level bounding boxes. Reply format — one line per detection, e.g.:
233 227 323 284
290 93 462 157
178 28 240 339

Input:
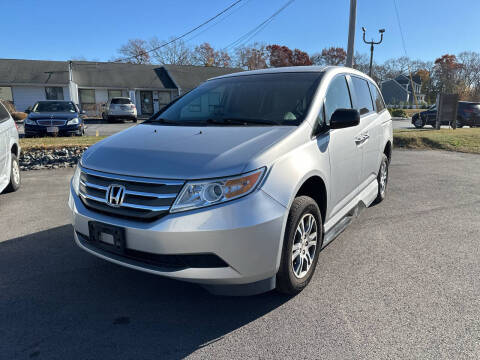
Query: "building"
381 74 426 106
0 59 242 116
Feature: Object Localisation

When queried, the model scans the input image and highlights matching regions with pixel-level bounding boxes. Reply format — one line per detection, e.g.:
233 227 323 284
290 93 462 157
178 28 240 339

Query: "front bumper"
69 184 286 286
25 124 83 136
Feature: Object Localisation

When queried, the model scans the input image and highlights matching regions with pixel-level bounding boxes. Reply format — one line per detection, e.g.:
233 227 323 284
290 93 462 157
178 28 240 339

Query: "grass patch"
20 136 106 151
394 128 480 154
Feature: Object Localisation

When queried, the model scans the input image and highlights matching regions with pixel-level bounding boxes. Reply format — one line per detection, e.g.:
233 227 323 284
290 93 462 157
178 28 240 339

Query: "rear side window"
368 82 386 112
0 102 11 123
111 98 132 104
324 75 352 123
351 77 374 115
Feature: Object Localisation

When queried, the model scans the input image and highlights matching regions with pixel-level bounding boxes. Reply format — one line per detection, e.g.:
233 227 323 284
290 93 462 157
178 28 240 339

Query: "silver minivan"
0 102 20 194
70 66 393 295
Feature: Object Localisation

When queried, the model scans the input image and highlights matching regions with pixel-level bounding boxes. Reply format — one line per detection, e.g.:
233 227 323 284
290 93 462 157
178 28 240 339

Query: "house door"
140 91 154 115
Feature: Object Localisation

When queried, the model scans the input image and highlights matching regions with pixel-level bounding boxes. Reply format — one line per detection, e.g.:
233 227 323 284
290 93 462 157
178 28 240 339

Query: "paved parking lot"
1 150 480 359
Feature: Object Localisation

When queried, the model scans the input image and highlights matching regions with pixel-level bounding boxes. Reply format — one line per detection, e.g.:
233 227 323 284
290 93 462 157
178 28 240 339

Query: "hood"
82 124 295 179
28 112 78 120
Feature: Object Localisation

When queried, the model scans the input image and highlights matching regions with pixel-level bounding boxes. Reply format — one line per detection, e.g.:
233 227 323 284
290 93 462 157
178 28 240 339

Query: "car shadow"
0 225 290 360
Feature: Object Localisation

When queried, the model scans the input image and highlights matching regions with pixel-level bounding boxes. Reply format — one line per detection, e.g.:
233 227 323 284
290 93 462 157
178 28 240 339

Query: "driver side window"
324 75 352 125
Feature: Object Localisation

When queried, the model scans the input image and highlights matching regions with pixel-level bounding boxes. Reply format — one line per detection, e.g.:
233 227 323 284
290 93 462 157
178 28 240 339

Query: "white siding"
12 86 45 112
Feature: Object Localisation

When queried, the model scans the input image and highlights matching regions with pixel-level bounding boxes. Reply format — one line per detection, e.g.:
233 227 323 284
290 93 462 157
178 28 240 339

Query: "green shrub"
390 108 407 118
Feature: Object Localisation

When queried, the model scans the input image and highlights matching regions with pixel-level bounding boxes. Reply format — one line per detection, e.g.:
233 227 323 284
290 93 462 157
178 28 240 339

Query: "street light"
362 27 385 77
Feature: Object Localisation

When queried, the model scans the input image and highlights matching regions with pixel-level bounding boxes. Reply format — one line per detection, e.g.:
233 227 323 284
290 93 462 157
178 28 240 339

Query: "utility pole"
362 27 385 77
346 0 357 67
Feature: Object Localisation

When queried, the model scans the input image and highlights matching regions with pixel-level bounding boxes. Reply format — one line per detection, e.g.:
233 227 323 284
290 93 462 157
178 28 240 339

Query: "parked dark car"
24 100 85 137
412 101 480 128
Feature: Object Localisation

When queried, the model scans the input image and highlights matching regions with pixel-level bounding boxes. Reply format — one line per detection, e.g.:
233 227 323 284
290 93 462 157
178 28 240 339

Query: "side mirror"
330 109 360 129
25 107 32 114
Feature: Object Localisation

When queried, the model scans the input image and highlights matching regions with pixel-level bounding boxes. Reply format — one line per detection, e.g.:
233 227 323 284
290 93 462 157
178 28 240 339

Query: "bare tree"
192 43 231 67
149 37 193 65
116 39 151 64
235 43 268 70
311 47 347 66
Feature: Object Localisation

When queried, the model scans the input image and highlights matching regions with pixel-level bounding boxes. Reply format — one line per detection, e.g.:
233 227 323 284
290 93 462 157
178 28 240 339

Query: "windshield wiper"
207 118 279 126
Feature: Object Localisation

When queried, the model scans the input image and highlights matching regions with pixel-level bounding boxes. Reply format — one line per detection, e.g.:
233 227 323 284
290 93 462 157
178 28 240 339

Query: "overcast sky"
3 0 479 63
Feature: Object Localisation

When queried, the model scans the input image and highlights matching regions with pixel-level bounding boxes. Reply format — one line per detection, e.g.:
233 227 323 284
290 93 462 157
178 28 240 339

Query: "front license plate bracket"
88 221 126 255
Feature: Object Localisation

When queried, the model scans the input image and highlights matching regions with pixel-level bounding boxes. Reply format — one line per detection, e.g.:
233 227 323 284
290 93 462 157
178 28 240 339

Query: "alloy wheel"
292 213 318 279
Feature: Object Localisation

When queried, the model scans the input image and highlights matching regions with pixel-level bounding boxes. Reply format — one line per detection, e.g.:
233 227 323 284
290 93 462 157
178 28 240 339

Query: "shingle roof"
163 64 243 91
0 59 69 85
71 61 166 89
0 59 243 90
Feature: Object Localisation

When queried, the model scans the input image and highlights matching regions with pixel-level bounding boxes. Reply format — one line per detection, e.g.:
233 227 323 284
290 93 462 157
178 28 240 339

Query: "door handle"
354 132 369 145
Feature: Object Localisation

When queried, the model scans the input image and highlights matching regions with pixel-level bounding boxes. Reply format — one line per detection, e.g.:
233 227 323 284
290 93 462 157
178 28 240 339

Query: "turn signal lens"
170 168 266 213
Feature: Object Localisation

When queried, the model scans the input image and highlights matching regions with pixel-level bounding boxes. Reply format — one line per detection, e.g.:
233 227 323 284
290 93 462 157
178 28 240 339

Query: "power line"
392 0 408 57
115 0 243 63
222 0 296 51
184 0 252 43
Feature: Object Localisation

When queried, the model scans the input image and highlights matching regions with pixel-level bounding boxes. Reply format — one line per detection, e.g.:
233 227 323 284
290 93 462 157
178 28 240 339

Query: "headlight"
71 164 81 194
24 118 36 125
67 117 80 125
170 167 266 213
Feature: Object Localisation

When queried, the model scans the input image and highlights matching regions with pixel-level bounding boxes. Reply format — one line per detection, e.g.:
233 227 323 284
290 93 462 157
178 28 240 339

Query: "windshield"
33 101 76 113
149 72 323 126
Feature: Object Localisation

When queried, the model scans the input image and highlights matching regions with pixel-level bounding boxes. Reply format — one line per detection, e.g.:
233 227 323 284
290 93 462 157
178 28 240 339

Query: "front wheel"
276 196 323 295
5 153 20 193
413 116 425 129
373 154 389 204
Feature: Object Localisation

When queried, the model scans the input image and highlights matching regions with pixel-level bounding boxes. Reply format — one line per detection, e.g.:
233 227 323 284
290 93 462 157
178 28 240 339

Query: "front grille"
36 119 67 126
79 167 184 220
77 232 228 269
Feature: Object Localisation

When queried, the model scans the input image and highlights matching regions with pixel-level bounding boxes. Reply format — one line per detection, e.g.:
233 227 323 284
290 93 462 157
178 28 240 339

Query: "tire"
5 153 20 193
133 118 138 123
413 116 425 129
373 154 389 204
276 196 323 295
102 112 107 121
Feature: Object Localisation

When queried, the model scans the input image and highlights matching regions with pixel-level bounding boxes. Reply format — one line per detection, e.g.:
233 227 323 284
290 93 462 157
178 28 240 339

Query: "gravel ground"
1 150 480 359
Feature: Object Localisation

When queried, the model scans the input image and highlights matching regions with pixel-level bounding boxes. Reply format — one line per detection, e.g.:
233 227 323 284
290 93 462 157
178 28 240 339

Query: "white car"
102 97 137 122
0 102 20 193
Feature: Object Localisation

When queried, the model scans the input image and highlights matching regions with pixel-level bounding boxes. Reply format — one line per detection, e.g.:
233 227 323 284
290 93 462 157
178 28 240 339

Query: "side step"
322 203 365 249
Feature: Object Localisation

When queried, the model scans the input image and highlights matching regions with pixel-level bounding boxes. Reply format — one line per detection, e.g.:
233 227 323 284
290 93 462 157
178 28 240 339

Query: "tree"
235 43 268 70
266 45 293 67
311 47 347 66
192 43 231 67
116 39 151 64
149 37 193 65
457 51 480 100
292 49 312 66
432 54 463 94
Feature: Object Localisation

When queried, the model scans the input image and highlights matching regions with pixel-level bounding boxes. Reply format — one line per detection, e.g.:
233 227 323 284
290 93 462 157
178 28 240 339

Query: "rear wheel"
276 196 323 295
133 117 138 123
373 154 389 204
5 153 20 193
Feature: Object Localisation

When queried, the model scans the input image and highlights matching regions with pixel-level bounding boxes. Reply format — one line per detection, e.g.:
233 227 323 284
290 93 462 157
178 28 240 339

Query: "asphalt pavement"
1 150 480 359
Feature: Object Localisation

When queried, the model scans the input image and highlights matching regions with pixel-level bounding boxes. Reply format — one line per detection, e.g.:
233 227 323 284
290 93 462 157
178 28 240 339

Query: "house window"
0 87 13 102
158 92 171 108
45 87 64 100
108 90 123 99
79 89 95 104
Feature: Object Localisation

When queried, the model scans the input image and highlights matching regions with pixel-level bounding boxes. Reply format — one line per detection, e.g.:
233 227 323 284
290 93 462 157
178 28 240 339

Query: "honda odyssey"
69 66 393 295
